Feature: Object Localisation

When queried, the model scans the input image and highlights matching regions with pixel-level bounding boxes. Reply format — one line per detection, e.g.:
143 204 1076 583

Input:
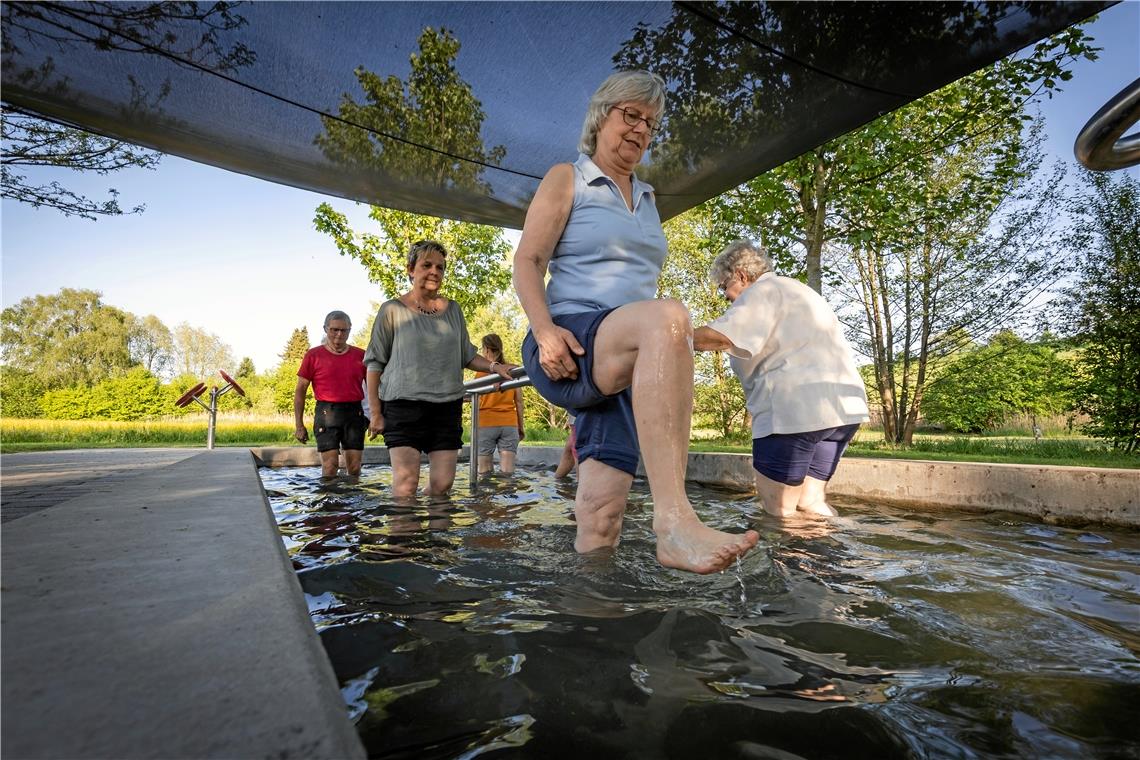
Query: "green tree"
1 288 136 388
129 314 174 378
235 357 256 378
273 327 312 415
0 367 44 417
314 205 511 316
1063 171 1140 451
922 332 1074 433
279 327 310 367
40 385 94 419
88 367 166 421
170 322 235 379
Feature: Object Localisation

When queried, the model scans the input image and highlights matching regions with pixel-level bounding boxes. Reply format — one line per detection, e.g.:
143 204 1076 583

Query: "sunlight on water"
261 465 1140 759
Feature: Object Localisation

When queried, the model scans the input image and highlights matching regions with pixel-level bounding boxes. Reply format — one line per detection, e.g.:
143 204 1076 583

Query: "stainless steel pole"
207 387 218 450
469 392 479 492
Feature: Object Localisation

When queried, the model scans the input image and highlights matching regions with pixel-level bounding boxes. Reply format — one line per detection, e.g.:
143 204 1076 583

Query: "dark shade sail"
1 1 1111 227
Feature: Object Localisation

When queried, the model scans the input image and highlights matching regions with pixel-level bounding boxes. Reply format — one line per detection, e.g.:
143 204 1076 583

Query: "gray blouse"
363 299 478 403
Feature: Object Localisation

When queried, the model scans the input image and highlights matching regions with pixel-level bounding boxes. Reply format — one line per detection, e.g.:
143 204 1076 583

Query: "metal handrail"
465 367 532 491
463 366 528 391
1074 77 1140 171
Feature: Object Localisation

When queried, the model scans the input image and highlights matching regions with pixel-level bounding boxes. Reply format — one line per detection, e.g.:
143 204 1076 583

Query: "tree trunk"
799 152 831 294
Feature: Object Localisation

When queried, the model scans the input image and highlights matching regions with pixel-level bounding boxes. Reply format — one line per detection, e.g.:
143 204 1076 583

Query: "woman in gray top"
365 240 515 497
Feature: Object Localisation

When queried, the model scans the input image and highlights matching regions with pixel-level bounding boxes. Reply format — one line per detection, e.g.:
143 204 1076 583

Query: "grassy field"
0 417 297 452
2 417 1136 468
691 431 1139 469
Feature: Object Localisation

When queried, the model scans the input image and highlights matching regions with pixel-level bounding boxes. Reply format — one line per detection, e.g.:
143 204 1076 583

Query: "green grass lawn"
2 417 1136 468
691 434 1139 469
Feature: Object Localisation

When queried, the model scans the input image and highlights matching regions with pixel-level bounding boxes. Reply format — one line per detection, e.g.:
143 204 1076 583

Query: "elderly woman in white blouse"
693 240 870 517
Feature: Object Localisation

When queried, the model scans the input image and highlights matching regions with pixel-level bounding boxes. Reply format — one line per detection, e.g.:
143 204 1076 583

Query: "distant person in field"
294 310 368 478
694 240 870 517
474 333 525 474
364 240 515 498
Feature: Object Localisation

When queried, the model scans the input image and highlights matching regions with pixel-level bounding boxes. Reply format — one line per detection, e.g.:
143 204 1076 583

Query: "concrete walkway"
1 448 365 759
1 448 201 523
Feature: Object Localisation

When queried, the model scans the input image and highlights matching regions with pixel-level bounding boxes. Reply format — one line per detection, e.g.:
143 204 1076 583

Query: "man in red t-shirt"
294 310 368 477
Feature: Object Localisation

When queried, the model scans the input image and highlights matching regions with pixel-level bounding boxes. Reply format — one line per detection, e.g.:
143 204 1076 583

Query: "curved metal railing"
463 367 531 490
1074 77 1140 171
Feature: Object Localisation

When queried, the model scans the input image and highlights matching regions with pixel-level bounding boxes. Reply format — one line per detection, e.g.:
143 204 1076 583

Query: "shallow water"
261 465 1140 760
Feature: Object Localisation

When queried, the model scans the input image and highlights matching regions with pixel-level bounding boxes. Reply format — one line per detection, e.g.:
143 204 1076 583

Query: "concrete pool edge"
1 448 366 759
251 446 1140 528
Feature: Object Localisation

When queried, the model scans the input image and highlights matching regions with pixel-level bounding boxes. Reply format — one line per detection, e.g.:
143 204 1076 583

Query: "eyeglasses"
610 106 661 135
716 273 737 299
326 327 350 334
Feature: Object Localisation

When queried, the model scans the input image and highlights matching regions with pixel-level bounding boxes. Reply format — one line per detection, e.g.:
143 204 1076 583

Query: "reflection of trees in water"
613 2 1016 182
1 1 256 218
315 27 506 193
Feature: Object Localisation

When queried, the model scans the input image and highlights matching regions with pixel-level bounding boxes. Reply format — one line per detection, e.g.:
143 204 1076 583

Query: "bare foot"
797 501 838 517
655 520 760 574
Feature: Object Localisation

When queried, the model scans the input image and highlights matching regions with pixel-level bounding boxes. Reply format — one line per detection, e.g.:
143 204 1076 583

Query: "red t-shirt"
297 345 366 402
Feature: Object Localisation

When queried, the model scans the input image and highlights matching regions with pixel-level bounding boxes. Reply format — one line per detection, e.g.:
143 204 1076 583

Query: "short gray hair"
407 239 447 272
578 70 666 156
710 240 774 285
324 310 351 328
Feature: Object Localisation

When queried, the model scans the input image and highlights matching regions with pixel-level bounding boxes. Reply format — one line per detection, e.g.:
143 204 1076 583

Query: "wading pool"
261 465 1140 759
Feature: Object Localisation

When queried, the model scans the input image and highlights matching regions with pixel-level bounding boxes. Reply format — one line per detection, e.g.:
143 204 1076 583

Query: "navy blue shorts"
752 424 861 486
522 309 639 475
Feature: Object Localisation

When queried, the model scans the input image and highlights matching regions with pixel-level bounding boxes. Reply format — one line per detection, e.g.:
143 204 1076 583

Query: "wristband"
490 361 500 373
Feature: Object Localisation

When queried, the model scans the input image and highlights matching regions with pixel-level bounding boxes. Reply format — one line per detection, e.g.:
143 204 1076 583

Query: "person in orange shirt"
475 334 525 474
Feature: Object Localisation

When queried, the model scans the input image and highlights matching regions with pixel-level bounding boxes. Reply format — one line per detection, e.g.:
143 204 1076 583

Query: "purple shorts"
752 424 860 486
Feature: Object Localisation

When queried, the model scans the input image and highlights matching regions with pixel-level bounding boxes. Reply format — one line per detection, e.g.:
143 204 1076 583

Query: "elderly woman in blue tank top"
513 70 758 574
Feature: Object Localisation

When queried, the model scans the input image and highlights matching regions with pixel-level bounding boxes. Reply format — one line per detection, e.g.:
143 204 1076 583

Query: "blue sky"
2 2 1137 375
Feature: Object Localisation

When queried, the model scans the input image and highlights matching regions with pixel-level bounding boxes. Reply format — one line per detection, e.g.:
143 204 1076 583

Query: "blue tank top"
546 153 668 316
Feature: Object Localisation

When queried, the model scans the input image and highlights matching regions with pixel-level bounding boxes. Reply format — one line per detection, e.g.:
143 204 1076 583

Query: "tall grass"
4 416 1136 468
1 416 296 450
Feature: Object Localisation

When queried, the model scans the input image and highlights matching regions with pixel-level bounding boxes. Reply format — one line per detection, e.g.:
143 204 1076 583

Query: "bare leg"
591 299 759 574
478 454 493 474
500 450 516 474
426 449 458 496
797 476 836 516
344 449 363 477
389 447 422 497
554 435 576 478
753 471 802 517
574 459 632 552
319 449 340 478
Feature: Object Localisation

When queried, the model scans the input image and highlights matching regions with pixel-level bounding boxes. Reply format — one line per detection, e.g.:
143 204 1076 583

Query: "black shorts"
381 398 463 453
314 401 368 452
